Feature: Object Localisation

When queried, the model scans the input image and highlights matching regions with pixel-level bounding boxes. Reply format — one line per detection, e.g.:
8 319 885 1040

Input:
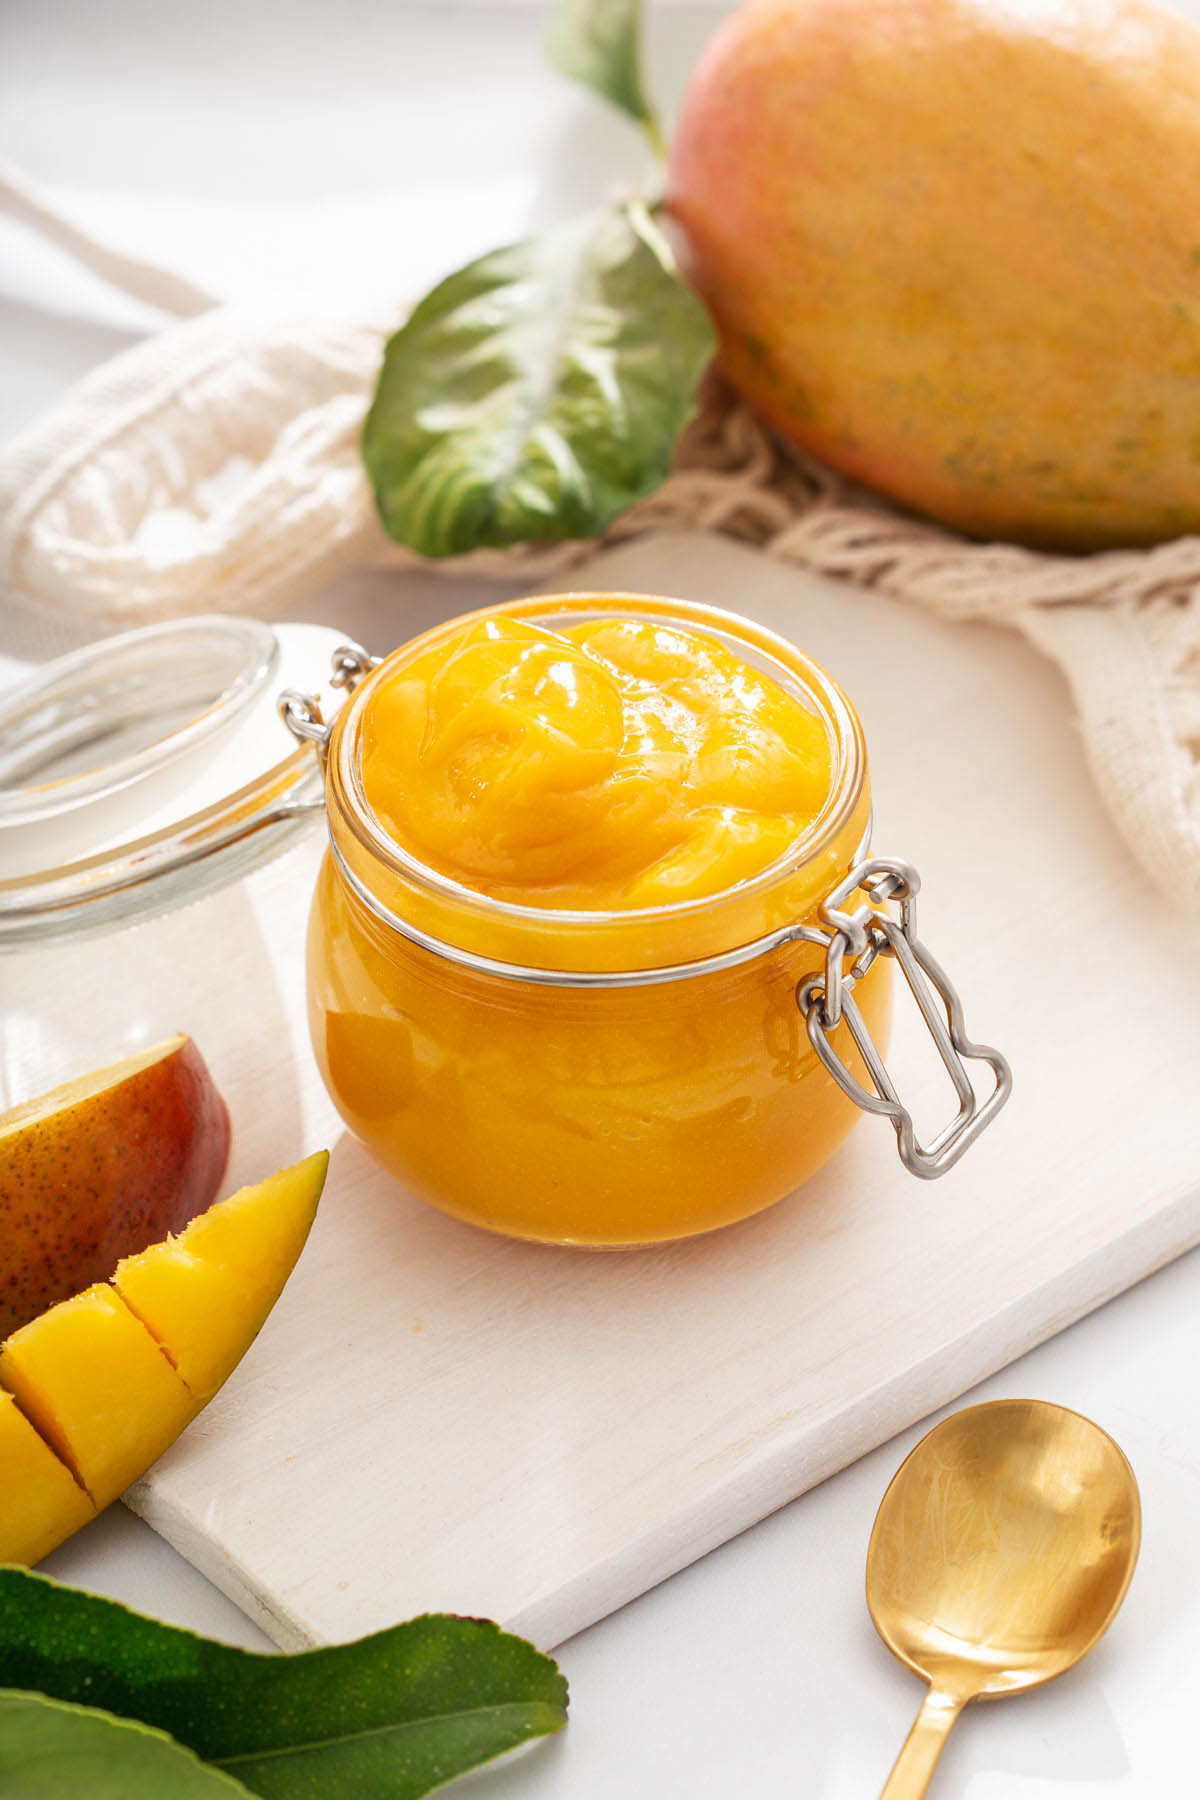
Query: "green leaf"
0 1689 254 1798
546 0 664 155
362 200 714 559
0 1568 567 1800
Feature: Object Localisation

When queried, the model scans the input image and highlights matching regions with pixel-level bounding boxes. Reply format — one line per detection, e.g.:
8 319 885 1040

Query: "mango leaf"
0 1690 254 1799
362 199 714 559
0 1568 567 1800
546 0 664 155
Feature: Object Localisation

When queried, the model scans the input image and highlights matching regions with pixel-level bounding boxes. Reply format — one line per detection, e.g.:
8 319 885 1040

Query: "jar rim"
326 593 869 968
325 825 871 986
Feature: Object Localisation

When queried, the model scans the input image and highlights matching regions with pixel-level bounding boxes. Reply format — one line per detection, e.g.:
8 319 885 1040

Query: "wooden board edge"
507 1179 1200 1649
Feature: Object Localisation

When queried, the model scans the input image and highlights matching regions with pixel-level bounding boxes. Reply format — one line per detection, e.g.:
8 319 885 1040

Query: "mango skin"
666 0 1200 550
0 1036 230 1338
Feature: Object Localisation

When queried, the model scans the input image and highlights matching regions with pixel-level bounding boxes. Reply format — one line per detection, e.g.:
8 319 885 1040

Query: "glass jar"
300 593 1010 1247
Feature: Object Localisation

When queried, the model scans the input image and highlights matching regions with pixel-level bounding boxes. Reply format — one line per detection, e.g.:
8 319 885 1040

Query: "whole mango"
666 0 1200 550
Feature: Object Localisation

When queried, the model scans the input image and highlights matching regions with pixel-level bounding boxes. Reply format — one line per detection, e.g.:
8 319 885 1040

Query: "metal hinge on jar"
277 643 380 765
796 859 1012 1179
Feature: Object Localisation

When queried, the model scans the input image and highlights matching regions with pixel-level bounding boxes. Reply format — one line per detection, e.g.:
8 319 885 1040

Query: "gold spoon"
866 1397 1140 1799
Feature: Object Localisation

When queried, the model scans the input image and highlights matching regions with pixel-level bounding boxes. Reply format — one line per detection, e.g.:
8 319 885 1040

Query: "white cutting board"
13 532 1200 1651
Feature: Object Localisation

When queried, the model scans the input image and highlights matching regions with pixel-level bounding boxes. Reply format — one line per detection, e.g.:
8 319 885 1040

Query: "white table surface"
3 4 1200 1795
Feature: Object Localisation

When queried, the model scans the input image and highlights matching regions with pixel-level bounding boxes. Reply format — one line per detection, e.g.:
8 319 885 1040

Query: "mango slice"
0 1285 197 1510
0 1391 96 1564
114 1152 328 1402
0 1152 328 1565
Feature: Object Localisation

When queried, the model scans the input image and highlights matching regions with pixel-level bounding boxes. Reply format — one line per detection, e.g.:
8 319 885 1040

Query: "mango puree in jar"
307 597 888 1245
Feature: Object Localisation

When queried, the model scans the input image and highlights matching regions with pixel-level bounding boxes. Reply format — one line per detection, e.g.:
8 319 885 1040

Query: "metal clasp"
278 640 380 766
796 858 1011 1179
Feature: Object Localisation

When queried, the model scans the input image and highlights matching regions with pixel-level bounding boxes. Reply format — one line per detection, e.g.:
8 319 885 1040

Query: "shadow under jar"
301 593 1009 1247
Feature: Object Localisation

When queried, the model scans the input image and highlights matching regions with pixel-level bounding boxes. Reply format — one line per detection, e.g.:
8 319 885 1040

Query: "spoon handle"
878 1688 964 1799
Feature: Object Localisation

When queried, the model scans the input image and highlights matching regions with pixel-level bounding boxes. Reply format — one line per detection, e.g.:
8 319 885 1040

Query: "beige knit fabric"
3 300 1200 908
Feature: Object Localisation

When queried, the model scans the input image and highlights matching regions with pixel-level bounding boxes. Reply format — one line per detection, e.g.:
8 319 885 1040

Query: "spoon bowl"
866 1398 1140 1797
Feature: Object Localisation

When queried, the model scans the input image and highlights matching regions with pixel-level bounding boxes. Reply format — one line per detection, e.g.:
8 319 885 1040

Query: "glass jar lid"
0 616 351 946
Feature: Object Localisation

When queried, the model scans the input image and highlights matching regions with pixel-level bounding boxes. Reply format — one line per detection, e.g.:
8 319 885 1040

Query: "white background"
3 3 1200 1795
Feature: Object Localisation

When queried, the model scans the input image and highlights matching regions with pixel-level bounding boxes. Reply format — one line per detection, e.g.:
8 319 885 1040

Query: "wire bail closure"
796 859 1012 1179
278 642 379 765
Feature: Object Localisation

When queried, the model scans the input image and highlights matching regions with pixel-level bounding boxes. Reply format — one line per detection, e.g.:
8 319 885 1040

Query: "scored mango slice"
0 1150 328 1564
113 1155 328 1403
0 1285 196 1509
0 1390 96 1564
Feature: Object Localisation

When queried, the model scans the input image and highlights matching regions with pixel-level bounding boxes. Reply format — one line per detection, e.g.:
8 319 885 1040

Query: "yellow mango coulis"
358 616 832 911
309 595 887 1246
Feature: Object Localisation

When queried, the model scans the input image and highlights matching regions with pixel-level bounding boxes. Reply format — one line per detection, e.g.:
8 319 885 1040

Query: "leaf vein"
216 1701 562 1769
